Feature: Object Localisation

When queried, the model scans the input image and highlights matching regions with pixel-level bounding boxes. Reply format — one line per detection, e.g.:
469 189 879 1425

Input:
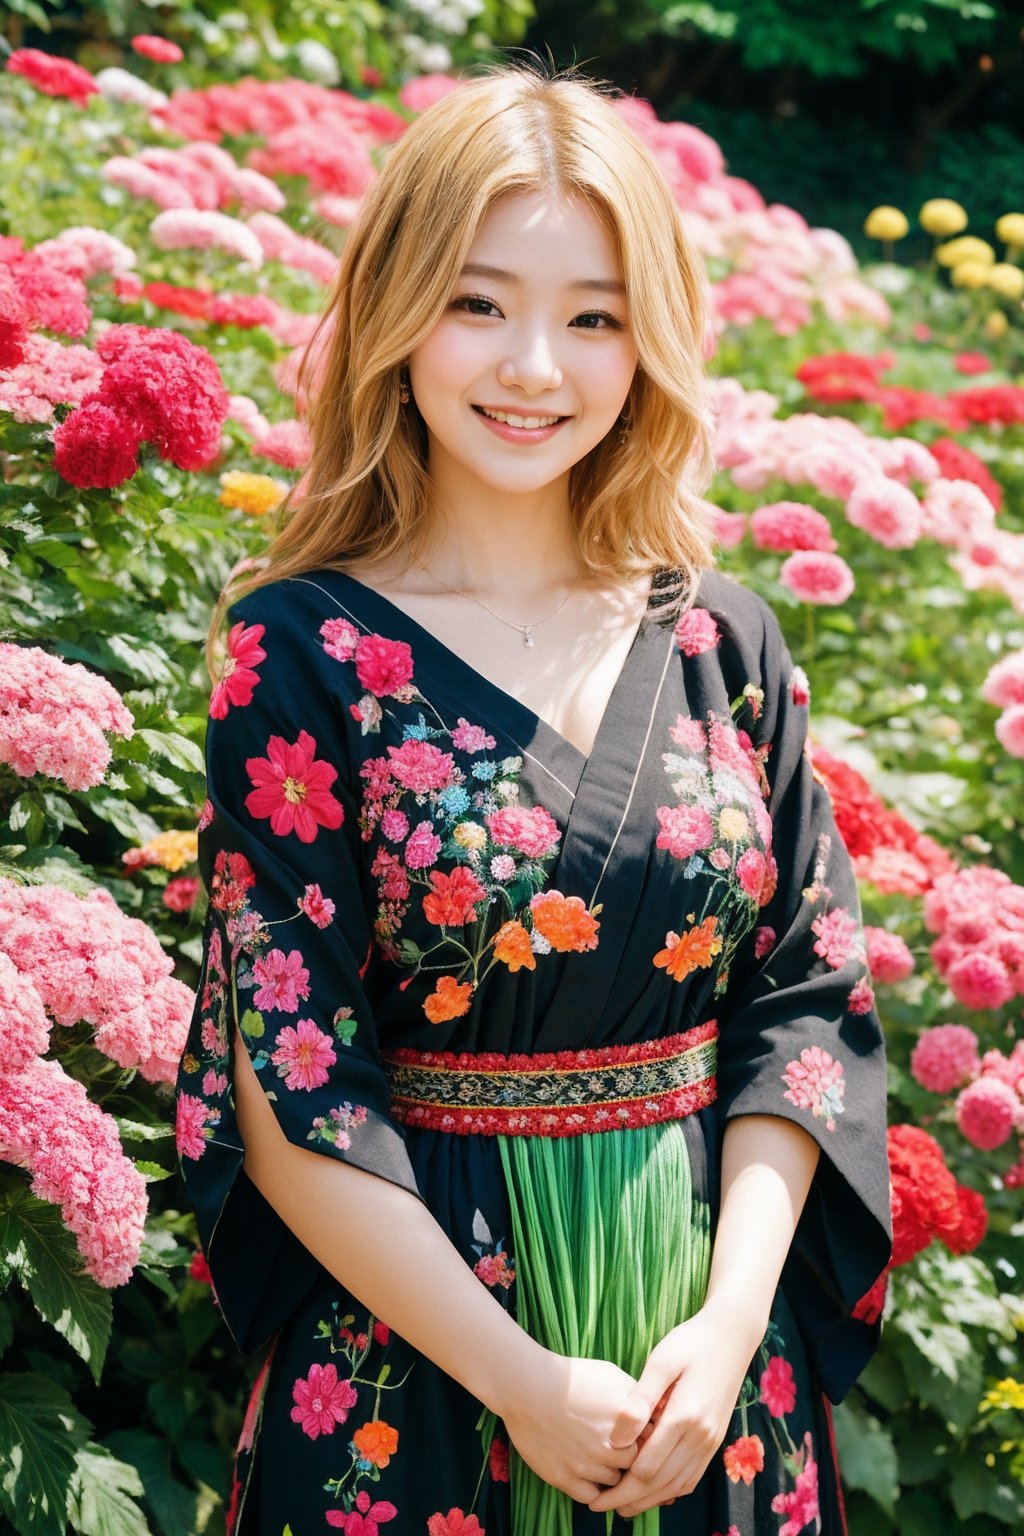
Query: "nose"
496 329 563 395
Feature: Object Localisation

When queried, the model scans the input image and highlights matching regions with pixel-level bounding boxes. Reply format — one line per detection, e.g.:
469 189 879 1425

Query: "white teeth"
478 407 562 429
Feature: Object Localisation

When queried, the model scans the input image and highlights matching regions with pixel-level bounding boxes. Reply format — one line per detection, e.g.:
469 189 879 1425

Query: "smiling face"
407 188 639 508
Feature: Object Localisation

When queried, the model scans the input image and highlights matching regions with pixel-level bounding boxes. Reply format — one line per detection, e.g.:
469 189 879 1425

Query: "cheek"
409 322 489 397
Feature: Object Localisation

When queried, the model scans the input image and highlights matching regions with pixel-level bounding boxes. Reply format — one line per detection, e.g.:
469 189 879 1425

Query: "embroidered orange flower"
492 919 536 973
654 914 722 981
423 975 473 1024
529 891 600 953
422 866 487 927
722 1432 764 1485
352 1419 399 1468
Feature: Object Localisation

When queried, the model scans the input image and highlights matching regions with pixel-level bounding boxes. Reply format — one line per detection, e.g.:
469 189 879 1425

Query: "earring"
399 369 410 405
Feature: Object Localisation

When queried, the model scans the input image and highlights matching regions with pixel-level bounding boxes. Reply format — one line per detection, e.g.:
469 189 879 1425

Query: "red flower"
210 850 256 912
53 401 143 489
355 634 414 696
94 325 229 472
722 1434 764 1484
6 48 99 107
488 1436 509 1482
887 1123 961 1265
946 1184 988 1255
143 282 213 321
927 438 1002 512
326 1488 397 1532
132 34 185 64
426 1513 485 1536
245 731 344 842
290 1363 357 1439
422 867 486 927
209 622 266 719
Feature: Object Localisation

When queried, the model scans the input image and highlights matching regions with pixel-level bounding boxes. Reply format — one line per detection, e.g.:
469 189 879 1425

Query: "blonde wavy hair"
207 61 718 671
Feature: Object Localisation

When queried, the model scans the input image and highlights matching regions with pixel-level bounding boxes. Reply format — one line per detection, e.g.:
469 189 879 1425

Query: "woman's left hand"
586 1298 761 1519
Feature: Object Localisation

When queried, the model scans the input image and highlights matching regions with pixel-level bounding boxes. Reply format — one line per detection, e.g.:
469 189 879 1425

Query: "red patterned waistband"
380 1020 718 1137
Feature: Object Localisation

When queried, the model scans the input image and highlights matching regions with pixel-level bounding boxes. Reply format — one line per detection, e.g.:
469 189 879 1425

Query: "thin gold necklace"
416 559 586 648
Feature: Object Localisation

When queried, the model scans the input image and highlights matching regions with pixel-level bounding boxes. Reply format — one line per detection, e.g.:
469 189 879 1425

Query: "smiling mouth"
473 405 567 429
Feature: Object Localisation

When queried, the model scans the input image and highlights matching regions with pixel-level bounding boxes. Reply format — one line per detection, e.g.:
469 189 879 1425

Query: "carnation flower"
845 478 923 550
946 951 1014 1011
90 324 229 472
150 209 264 268
131 34 184 64
673 607 721 656
886 1123 962 1265
251 418 313 469
6 48 98 107
945 1185 988 1255
52 399 144 488
955 1077 1019 1150
750 501 837 553
0 642 134 789
779 551 855 605
910 1024 981 1093
163 876 200 913
864 927 915 983
995 705 1024 758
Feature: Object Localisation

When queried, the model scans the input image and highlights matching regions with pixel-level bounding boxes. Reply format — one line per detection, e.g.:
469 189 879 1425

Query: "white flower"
94 68 167 109
295 39 340 85
433 5 470 34
418 41 453 70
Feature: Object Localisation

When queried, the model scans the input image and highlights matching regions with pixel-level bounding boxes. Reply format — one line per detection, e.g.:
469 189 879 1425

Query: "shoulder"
692 566 777 646
227 568 345 635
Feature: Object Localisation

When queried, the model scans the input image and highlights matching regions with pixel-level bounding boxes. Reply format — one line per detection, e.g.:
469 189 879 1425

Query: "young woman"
176 64 891 1536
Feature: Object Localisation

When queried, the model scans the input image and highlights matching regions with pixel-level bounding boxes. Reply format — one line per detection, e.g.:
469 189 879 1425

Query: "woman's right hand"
497 1349 642 1503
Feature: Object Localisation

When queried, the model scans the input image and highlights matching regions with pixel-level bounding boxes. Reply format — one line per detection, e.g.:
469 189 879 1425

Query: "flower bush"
1 27 1023 1536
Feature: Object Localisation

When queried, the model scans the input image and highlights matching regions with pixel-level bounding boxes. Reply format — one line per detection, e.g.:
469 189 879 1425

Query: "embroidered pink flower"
489 855 517 883
473 1251 516 1289
290 1363 358 1439
320 617 360 662
426 1514 484 1536
910 1024 981 1093
655 804 714 860
771 1433 819 1536
779 551 855 606
668 715 707 752
735 846 768 902
955 1077 1019 1150
272 1018 337 1091
387 739 456 793
847 975 876 1014
486 805 561 858
300 884 335 927
209 622 266 718
326 1488 398 1532
176 1091 215 1160
452 718 497 753
404 820 442 870
355 634 414 696
252 948 311 1014
210 850 255 912
754 925 776 959
674 608 720 656
245 730 344 842
782 1046 846 1131
201 1068 228 1096
722 1433 764 1484
759 1355 797 1416
380 809 409 842
811 906 858 969
489 1436 510 1482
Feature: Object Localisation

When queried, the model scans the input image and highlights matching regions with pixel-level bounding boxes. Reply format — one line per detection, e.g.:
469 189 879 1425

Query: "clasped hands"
500 1300 759 1521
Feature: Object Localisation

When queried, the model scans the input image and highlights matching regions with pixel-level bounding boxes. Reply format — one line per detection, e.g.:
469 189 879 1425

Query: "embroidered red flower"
209 621 266 719
326 1488 398 1531
489 1437 510 1482
422 867 487 927
473 1251 516 1289
722 1433 764 1484
210 849 256 912
290 1363 357 1439
245 730 344 842
426 1514 484 1536
759 1354 797 1416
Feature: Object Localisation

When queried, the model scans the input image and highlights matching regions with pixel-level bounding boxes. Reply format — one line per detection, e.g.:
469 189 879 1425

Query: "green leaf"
67 1444 150 1536
0 1193 113 1384
137 729 205 775
831 1397 899 1517
0 1373 90 1536
25 537 79 570
114 1117 175 1144
133 1161 174 1183
0 1301 13 1360
240 1008 265 1039
950 1457 1024 1523
104 1431 202 1536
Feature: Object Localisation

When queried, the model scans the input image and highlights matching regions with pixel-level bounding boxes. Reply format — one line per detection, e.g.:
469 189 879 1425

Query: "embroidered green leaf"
240 1008 264 1038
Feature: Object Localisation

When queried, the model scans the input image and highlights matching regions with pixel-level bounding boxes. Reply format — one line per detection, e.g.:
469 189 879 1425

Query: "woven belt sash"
380 1018 717 1136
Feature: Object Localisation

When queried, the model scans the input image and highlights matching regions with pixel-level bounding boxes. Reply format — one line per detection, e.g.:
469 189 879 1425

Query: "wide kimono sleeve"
714 591 893 1404
175 579 420 1355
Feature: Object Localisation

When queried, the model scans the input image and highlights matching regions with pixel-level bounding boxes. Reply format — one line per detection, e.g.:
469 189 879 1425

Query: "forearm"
701 1113 820 1351
233 1036 543 1417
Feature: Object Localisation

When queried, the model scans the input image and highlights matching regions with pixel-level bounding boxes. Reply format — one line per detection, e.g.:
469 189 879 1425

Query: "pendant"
522 629 534 648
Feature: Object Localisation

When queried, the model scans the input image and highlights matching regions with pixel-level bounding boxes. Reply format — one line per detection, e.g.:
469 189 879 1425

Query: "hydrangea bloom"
955 1077 1019 1150
910 1024 981 1093
0 642 134 788
864 926 915 983
0 952 51 1068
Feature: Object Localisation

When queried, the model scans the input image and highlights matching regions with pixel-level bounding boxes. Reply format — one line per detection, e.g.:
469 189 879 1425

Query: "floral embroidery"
771 1432 819 1536
673 607 720 656
327 1489 398 1531
653 914 723 981
291 1363 358 1439
244 729 345 843
722 1433 764 1484
210 621 266 719
759 1354 797 1416
426 1513 485 1536
782 1046 846 1131
470 1209 516 1291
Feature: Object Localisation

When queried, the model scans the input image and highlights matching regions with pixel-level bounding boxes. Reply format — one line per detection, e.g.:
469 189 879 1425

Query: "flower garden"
1 20 1023 1536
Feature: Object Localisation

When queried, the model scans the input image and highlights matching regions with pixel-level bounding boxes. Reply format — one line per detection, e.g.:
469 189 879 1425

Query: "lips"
473 404 567 430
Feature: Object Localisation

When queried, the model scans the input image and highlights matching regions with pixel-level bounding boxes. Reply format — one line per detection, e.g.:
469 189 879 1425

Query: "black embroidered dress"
175 565 892 1536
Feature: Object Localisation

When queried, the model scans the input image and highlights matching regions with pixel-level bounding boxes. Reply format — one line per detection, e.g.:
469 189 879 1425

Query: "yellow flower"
919 198 968 237
864 206 908 241
718 807 751 843
986 263 1024 301
936 236 995 268
452 821 486 851
984 310 1010 339
979 1378 1024 1414
951 260 993 290
218 470 288 517
995 212 1024 247
136 829 199 871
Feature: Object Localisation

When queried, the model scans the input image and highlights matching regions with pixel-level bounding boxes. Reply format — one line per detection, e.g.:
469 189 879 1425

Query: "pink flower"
326 1488 398 1532
669 715 706 752
722 1433 764 1485
759 1355 797 1416
355 635 414 697
982 650 1024 709
946 951 1014 1010
131 34 184 63
779 551 855 606
735 846 768 902
163 876 200 913
489 854 517 882
290 1363 358 1439
486 805 562 858
0 643 134 790
252 949 311 1014
386 739 456 794
996 705 1024 758
0 1056 147 1286
771 1433 819 1536
754 925 776 959
790 667 810 706
380 810 409 842
425 1513 484 1536
272 1018 337 1091
673 608 720 657
0 952 51 1068
845 478 923 549
655 804 715 860
299 884 335 927
955 1077 1019 1150
404 820 442 870
847 974 876 1014
864 926 915 983
150 208 264 268
451 718 497 753
320 618 360 662
93 324 229 472
176 1092 216 1160
782 1046 846 1130
750 501 837 553
811 907 858 969
399 73 463 112
910 1024 981 1093
6 48 98 107
245 730 345 842
209 622 266 719
473 1251 515 1289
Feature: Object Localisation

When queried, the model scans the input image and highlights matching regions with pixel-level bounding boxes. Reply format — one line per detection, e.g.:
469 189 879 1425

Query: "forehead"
467 189 620 270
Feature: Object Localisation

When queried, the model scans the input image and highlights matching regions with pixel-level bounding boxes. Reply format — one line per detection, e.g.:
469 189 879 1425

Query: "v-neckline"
303 565 659 770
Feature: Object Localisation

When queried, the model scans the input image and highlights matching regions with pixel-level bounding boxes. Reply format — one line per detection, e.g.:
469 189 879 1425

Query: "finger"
589 1413 693 1513
588 1464 658 1514
617 1445 716 1518
565 1478 604 1505
608 1385 658 1449
600 1440 640 1471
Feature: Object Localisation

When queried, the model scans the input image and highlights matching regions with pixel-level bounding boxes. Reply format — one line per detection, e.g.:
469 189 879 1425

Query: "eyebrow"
459 261 626 296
